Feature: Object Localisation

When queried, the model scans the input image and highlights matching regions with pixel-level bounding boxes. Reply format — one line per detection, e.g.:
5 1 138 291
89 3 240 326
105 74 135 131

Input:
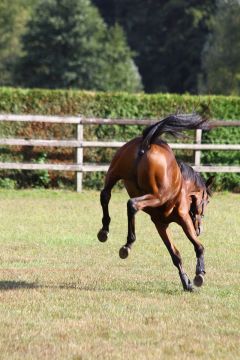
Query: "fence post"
195 129 202 167
75 122 83 192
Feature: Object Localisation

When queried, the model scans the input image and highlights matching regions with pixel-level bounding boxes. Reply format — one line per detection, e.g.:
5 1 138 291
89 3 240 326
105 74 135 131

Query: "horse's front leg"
180 214 205 287
119 198 137 259
153 219 194 292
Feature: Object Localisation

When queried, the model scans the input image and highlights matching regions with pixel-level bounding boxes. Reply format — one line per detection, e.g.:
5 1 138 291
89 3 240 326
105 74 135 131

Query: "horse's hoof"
119 246 130 259
193 273 204 287
184 281 194 292
180 273 194 292
97 229 108 242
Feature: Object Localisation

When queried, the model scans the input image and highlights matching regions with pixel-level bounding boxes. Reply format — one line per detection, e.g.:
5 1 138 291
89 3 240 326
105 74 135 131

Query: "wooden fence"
0 114 239 191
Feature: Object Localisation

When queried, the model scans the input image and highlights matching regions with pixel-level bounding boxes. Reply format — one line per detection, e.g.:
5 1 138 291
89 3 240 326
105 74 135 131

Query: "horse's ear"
205 175 215 194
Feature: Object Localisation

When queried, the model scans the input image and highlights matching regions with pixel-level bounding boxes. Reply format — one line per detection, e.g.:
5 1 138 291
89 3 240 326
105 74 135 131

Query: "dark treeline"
0 0 239 95
93 0 216 94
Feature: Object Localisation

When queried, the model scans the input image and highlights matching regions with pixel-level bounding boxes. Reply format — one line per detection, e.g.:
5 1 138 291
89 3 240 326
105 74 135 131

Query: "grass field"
0 189 239 359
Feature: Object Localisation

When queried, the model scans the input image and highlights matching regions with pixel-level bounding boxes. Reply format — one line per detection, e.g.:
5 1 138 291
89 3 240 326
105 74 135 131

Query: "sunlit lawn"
0 190 239 359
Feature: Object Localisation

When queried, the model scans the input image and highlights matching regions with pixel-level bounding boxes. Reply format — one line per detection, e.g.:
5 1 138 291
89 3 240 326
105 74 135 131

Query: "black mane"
177 160 207 191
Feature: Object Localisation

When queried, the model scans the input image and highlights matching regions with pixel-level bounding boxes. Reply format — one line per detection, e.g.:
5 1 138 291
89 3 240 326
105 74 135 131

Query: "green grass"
0 190 239 359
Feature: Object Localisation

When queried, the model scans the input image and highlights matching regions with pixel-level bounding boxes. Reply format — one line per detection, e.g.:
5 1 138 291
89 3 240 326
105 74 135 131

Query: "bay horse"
97 114 214 291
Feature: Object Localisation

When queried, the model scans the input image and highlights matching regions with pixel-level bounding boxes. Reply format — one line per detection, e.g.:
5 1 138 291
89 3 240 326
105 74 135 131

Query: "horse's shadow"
0 280 182 295
0 280 91 291
0 280 112 292
0 280 37 290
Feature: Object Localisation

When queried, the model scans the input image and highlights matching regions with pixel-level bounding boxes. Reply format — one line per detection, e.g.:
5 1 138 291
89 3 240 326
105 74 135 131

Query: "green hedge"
0 87 239 191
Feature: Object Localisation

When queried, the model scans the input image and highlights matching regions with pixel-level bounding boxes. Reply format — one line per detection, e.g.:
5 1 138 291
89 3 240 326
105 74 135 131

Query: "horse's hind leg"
97 173 119 242
97 188 111 242
153 219 193 292
119 194 162 259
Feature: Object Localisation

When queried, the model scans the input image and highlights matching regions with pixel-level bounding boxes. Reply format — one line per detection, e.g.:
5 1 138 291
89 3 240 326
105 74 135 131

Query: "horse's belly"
123 180 145 198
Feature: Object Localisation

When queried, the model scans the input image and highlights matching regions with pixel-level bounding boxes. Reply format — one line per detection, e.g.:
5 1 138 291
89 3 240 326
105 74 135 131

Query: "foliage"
93 0 216 93
0 0 36 86
201 124 240 192
100 24 142 92
2 0 240 96
200 0 240 95
0 177 16 189
0 88 239 190
33 153 51 188
17 0 142 92
0 0 24 85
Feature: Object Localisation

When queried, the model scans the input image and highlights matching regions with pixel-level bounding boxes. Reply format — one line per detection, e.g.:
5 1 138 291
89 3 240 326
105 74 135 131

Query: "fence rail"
0 138 240 150
0 114 239 126
0 114 239 191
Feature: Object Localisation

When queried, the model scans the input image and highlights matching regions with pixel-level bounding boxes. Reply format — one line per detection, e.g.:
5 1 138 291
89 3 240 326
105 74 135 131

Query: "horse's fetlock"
196 254 205 275
127 234 136 244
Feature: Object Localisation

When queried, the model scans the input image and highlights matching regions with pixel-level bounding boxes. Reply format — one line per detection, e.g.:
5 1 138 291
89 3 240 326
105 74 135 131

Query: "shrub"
0 88 239 191
0 177 16 189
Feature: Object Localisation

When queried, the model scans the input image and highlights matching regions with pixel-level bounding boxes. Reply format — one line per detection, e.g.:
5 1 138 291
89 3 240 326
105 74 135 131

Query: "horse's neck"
182 178 200 197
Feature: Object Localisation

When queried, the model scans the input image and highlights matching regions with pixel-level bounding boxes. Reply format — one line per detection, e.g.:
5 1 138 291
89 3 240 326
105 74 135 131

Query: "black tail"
140 113 209 154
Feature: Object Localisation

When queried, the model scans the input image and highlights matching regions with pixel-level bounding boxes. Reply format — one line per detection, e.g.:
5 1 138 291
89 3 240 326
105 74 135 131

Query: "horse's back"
107 137 141 180
137 141 181 195
107 137 181 200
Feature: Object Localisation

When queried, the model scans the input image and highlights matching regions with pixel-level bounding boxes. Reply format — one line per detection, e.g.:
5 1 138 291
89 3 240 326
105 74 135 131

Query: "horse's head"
190 176 215 236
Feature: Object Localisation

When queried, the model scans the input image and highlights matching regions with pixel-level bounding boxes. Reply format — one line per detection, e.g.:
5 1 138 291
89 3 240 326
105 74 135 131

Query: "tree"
93 0 216 93
0 0 36 86
0 1 23 85
102 24 142 92
200 0 240 95
18 0 142 92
